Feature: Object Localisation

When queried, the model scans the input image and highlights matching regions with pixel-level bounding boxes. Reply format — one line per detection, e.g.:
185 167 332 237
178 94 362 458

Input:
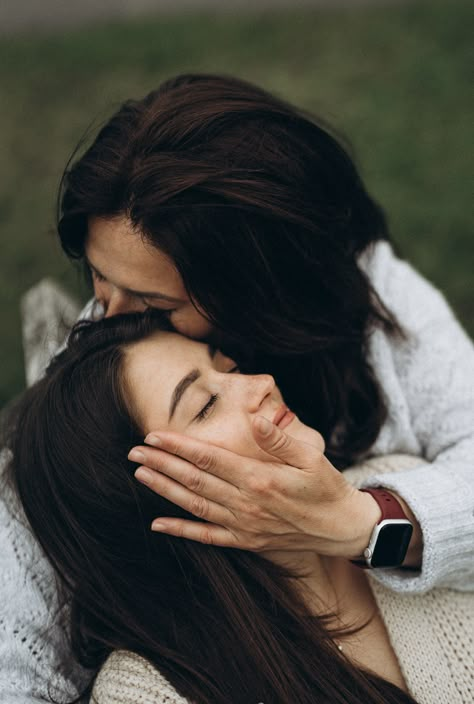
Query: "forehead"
123 330 210 429
85 215 185 298
126 330 208 369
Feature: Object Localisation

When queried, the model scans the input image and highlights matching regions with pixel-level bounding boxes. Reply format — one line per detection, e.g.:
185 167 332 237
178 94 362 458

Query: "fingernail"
145 434 162 447
256 416 273 437
128 449 145 463
151 521 166 531
135 467 153 484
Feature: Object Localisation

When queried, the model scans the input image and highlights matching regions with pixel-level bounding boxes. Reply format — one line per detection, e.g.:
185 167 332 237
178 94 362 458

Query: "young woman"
56 73 473 594
8 313 472 704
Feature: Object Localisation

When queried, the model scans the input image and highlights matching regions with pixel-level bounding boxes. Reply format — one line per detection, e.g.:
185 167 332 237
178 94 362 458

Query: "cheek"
92 278 107 299
171 309 214 339
191 414 265 459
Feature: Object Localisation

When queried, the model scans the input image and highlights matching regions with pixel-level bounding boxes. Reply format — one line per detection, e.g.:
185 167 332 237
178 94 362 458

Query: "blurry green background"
0 0 472 407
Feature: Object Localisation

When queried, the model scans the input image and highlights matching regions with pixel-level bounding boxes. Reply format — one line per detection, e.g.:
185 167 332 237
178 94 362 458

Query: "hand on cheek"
127 418 382 561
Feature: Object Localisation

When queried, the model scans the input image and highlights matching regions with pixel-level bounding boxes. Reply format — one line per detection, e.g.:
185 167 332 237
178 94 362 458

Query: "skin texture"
87 216 212 338
124 331 325 457
86 215 422 569
124 331 409 691
124 330 378 560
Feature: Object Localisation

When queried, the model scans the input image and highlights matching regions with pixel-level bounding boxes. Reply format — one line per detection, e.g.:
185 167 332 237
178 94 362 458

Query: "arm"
0 452 89 702
0 297 102 701
131 247 472 594
360 245 474 593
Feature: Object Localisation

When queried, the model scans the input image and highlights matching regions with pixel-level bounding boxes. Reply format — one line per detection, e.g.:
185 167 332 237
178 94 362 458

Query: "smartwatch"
352 488 413 569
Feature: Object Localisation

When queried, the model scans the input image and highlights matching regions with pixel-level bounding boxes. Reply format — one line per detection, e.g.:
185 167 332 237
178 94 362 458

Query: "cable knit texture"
90 589 474 704
91 651 188 704
1 242 473 701
91 457 474 704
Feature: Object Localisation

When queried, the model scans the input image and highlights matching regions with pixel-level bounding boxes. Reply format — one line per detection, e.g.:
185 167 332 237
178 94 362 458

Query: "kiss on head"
4 73 473 704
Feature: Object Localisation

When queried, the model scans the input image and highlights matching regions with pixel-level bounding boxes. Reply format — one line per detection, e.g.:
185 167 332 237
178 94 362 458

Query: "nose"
105 290 130 317
243 374 276 414
93 275 145 317
103 288 145 317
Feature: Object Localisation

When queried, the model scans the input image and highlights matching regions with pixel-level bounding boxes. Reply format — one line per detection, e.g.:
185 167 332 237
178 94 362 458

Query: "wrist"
386 491 423 568
343 490 383 560
349 488 422 569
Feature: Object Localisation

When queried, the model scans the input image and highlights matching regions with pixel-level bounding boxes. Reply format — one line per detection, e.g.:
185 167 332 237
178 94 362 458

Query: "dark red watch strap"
350 489 409 568
360 488 407 522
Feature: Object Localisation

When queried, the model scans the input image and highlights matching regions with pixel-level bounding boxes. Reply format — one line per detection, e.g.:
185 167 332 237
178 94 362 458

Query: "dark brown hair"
57 73 402 469
8 313 417 704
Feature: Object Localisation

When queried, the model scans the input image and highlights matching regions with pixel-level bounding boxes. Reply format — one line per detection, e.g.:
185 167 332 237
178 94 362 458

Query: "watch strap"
351 488 410 569
360 488 408 522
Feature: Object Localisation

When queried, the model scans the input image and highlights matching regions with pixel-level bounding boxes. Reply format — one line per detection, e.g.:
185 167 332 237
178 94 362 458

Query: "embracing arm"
359 245 474 593
0 453 89 703
131 247 473 595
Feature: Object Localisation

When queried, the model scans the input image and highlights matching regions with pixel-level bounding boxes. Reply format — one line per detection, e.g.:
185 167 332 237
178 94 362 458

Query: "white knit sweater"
1 242 473 702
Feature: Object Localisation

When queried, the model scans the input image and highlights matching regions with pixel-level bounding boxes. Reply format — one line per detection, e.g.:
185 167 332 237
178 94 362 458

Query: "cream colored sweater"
91 456 474 704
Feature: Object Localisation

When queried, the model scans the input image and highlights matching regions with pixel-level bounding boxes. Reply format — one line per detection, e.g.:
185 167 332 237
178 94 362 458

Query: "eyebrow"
85 257 185 304
169 369 201 421
169 346 218 421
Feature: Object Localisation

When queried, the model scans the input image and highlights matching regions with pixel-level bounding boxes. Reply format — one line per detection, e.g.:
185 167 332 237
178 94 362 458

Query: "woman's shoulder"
91 650 189 704
358 241 451 331
368 578 474 703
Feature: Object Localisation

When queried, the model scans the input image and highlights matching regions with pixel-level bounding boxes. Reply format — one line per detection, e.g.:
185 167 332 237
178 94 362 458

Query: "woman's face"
124 331 324 460
86 215 213 339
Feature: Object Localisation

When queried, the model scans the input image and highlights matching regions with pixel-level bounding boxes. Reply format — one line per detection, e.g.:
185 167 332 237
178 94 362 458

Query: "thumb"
253 416 315 469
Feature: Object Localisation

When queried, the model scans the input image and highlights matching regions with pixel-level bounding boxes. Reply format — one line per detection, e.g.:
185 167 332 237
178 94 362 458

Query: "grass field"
0 1 472 407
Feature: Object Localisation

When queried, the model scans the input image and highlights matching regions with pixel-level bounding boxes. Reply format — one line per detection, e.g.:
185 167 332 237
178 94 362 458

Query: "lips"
272 403 296 430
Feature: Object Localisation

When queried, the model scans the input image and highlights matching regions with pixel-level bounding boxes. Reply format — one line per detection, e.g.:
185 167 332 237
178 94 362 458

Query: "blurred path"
0 0 412 35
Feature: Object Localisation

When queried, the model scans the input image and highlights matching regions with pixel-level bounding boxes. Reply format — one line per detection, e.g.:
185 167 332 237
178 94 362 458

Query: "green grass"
0 1 472 406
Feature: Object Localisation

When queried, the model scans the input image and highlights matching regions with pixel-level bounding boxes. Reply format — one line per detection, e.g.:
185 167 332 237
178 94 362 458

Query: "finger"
129 446 236 502
150 518 240 548
252 416 317 469
139 431 253 484
134 466 234 526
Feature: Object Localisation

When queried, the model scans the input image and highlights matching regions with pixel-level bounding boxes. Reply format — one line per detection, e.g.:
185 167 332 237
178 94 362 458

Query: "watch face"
371 523 413 568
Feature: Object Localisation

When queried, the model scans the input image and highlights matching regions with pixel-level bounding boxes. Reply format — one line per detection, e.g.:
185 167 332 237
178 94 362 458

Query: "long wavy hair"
57 73 402 468
7 314 417 704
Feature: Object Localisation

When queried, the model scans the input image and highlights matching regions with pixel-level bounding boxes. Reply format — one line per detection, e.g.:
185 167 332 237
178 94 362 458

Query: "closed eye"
194 393 219 422
143 302 177 316
91 268 106 283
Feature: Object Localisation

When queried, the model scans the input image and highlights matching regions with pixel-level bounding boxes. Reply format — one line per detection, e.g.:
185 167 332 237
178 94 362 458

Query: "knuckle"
186 470 206 493
253 536 268 551
245 501 266 520
142 452 162 471
189 495 208 519
267 433 291 454
248 476 272 496
166 440 180 455
200 527 215 545
246 534 267 552
174 522 186 538
195 451 215 473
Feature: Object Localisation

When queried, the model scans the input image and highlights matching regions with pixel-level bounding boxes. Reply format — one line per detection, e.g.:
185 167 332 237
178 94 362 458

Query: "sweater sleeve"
361 243 474 593
91 651 188 704
0 298 104 703
0 452 90 703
